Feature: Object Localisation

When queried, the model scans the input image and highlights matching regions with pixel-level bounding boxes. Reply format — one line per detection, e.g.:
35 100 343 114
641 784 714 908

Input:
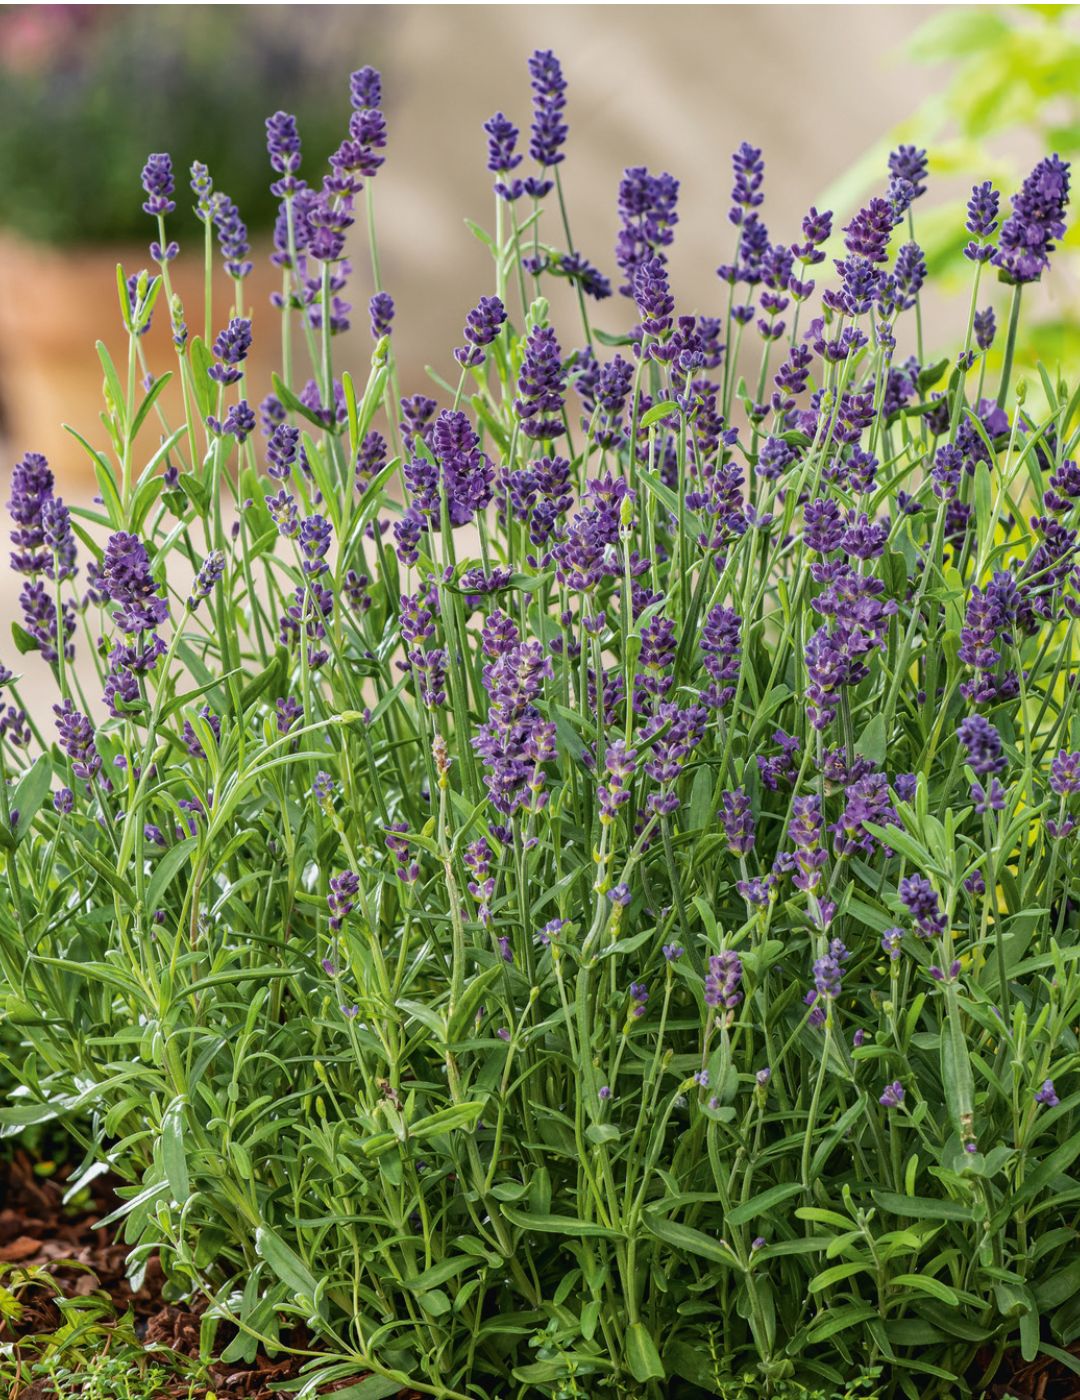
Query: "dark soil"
976 1348 1080 1400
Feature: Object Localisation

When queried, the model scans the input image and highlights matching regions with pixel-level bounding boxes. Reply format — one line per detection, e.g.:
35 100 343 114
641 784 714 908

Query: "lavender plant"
0 51 1078 1400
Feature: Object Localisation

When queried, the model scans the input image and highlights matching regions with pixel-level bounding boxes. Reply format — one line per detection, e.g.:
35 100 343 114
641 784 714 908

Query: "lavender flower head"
266 111 302 195
484 112 523 201
965 181 1000 263
267 423 300 480
213 193 251 279
141 153 175 216
729 142 764 225
455 295 507 368
515 324 566 439
9 451 55 575
351 66 382 110
806 938 850 1026
209 317 253 385
527 49 568 176
369 291 395 340
720 789 755 855
899 874 947 939
188 550 225 611
888 145 928 201
704 950 743 1010
102 532 168 633
974 306 996 350
957 713 1006 777
993 155 1071 284
1050 751 1080 796
616 166 679 296
54 700 101 784
328 870 360 931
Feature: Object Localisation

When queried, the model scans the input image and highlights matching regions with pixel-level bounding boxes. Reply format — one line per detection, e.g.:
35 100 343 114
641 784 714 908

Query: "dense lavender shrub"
0 50 1077 1400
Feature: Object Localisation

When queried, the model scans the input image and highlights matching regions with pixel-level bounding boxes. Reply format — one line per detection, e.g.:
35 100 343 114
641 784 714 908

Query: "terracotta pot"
0 232 282 490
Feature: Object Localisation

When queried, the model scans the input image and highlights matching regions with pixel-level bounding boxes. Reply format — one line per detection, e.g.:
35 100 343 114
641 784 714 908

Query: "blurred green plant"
826 4 1080 377
0 5 386 246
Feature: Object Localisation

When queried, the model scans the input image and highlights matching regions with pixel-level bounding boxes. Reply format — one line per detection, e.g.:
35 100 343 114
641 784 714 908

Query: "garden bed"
3 1146 1080 1399
0 1153 402 1400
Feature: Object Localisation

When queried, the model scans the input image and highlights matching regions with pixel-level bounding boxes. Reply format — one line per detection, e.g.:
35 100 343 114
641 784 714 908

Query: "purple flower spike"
806 938 849 1026
700 605 741 711
958 713 1006 777
787 795 828 894
298 512 331 576
42 497 77 582
328 870 360 931
266 111 302 195
974 306 996 350
720 789 755 855
351 66 382 111
8 451 55 575
433 410 495 524
187 550 225 611
879 1080 905 1109
1050 751 1080 796
965 181 1000 262
899 874 947 939
527 49 568 176
209 317 253 384
515 325 566 439
54 700 101 784
141 153 175 217
633 255 676 350
704 950 743 1010
729 142 765 225
617 166 679 297
844 197 901 265
889 145 928 200
484 112 523 202
993 155 1071 284
102 532 168 633
267 423 300 480
275 695 303 733
455 294 507 368
213 193 251 279
369 291 395 339
1035 1078 1060 1107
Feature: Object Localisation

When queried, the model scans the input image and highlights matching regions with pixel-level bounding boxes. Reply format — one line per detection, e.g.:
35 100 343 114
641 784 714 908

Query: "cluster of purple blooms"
8 452 77 666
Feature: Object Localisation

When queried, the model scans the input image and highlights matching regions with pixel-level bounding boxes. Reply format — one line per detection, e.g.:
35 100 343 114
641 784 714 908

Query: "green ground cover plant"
0 46 1078 1400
